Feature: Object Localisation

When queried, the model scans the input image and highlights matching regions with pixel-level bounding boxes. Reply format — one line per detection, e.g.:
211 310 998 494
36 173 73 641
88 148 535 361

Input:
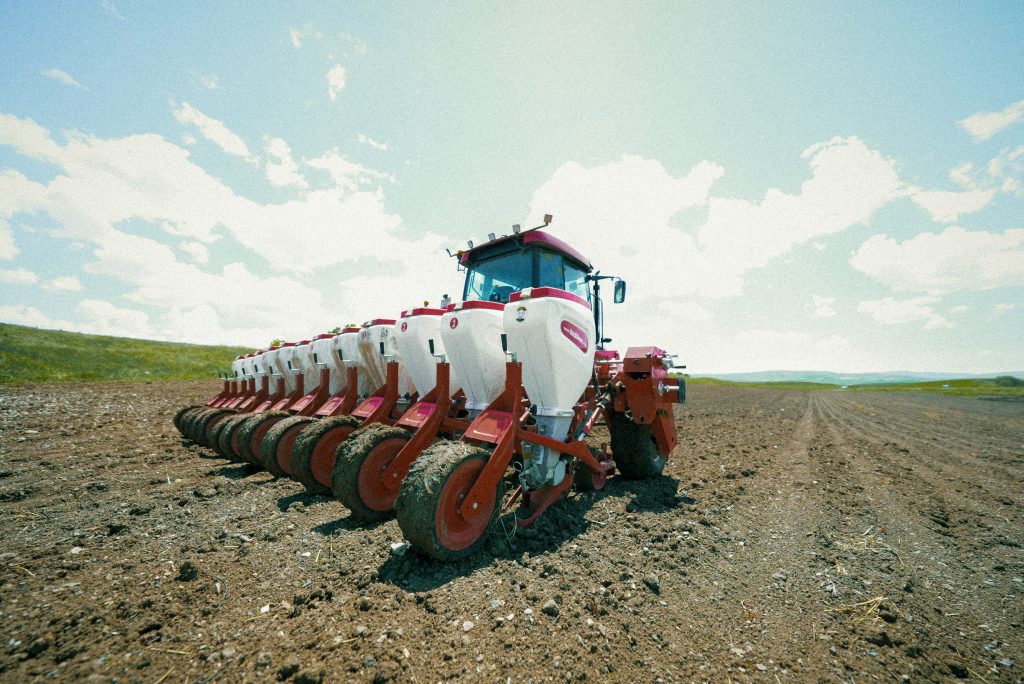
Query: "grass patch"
846 378 1024 397
0 322 250 385
679 374 1024 397
680 375 839 391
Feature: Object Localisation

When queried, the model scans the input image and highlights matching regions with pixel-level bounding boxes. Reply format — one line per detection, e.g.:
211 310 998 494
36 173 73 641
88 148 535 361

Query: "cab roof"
459 228 592 271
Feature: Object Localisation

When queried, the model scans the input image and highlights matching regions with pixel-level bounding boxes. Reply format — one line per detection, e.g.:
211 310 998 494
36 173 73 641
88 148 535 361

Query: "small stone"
357 596 373 611
643 573 661 594
260 604 270 614
541 599 560 617
220 647 236 659
756 663 767 671
354 625 368 637
462 620 474 631
772 572 787 581
69 547 83 555
255 652 273 667
390 542 409 557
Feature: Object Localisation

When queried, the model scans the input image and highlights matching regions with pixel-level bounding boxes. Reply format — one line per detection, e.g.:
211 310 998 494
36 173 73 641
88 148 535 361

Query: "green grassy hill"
680 373 1024 397
0 322 251 385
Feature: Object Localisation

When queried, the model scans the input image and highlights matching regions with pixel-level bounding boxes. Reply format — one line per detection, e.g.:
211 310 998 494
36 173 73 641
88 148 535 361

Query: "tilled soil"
0 381 1021 683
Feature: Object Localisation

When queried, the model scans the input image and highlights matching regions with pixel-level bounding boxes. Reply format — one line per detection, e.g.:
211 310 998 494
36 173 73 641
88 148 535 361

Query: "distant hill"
692 370 1024 385
0 322 251 384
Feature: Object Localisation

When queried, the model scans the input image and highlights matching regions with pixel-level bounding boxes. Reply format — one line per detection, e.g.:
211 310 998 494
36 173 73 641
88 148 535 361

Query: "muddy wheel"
183 408 217 442
173 405 203 434
290 416 361 494
575 446 612 491
213 414 250 461
332 424 411 521
260 416 316 478
608 411 665 479
395 440 502 561
208 415 236 458
194 408 235 447
236 411 290 466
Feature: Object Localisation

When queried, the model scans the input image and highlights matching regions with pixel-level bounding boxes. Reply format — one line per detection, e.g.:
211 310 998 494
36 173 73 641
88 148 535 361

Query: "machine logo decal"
449 317 459 329
560 320 588 353
514 306 527 322
400 322 408 332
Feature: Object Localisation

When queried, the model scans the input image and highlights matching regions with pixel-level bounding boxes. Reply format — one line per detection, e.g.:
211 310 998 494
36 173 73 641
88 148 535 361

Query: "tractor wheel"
575 446 612 491
207 415 235 458
183 408 216 442
260 416 316 478
194 408 235 447
236 411 290 467
395 440 502 561
290 416 361 495
173 405 203 434
608 412 665 479
213 414 249 461
332 424 411 521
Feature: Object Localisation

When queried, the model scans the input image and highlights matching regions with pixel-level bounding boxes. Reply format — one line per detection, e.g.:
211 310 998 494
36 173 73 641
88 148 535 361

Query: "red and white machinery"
173 215 686 562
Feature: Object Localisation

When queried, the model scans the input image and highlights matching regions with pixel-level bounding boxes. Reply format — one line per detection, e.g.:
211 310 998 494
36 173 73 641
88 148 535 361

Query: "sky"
0 1 1022 373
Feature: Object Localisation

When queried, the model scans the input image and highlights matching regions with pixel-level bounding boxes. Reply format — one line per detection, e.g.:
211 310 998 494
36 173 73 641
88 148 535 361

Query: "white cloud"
288 27 322 48
857 296 953 330
180 240 209 263
99 0 125 21
171 101 252 159
959 99 1024 141
0 267 38 284
306 149 394 189
995 303 1016 314
0 114 64 163
42 68 87 91
0 114 456 345
358 134 388 151
75 299 152 338
0 304 73 329
0 220 16 260
949 162 976 189
851 226 1024 294
197 73 220 91
812 294 837 318
988 145 1024 196
909 187 996 222
950 305 969 314
44 275 83 292
326 65 346 100
181 133 197 146
264 137 308 188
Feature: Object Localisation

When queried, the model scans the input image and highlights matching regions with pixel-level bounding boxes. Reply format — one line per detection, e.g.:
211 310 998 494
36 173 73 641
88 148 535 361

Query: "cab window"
564 261 590 302
463 250 533 303
537 250 564 290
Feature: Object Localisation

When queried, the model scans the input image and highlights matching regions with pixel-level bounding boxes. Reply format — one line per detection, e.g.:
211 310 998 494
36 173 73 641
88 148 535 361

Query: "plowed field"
1 382 1021 682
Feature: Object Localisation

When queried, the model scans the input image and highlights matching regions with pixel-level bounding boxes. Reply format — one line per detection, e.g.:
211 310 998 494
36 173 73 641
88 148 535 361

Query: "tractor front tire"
332 424 411 521
395 440 502 561
290 416 361 495
608 412 666 479
260 416 316 477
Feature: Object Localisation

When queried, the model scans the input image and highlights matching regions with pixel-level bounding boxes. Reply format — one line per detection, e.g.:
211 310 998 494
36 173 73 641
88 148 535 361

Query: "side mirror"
613 279 627 304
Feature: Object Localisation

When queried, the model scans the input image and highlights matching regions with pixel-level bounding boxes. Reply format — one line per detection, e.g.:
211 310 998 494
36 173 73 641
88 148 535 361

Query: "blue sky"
1 1 1022 373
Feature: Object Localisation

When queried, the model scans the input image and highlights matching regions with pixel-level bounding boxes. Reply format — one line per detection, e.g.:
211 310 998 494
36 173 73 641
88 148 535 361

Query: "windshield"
464 251 533 303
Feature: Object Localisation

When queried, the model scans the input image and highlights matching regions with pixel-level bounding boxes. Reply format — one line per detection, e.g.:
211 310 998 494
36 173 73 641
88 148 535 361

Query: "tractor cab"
456 218 626 349
459 228 592 305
